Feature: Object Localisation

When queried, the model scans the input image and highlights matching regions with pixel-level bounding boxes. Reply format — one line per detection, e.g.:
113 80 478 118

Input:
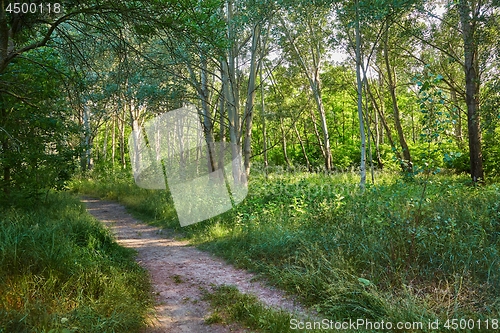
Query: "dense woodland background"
1 1 500 332
0 0 499 196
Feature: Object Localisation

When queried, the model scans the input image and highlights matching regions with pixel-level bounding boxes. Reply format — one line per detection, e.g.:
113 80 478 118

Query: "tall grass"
72 168 500 331
0 192 152 333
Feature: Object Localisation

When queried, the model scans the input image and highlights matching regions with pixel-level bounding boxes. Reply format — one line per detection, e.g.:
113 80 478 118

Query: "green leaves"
0 49 78 198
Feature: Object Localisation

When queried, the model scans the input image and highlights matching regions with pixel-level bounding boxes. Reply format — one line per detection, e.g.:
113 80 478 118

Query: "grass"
203 284 295 332
71 166 500 332
0 192 153 333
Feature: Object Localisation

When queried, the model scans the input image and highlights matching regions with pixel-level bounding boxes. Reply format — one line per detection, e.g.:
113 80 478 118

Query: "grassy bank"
72 168 500 332
0 192 153 333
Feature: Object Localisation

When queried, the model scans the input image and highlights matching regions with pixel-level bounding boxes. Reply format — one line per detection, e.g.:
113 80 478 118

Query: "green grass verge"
71 168 500 332
0 192 153 333
203 284 295 332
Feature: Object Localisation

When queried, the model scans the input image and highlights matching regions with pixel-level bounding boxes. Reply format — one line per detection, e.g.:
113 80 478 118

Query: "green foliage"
483 127 500 177
0 193 152 333
410 70 468 175
0 50 80 199
482 79 500 177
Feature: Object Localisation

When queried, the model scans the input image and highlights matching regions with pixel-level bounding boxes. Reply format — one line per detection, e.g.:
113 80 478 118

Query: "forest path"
81 197 309 333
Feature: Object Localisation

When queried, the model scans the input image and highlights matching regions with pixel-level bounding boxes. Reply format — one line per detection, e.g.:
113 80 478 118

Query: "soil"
81 197 311 333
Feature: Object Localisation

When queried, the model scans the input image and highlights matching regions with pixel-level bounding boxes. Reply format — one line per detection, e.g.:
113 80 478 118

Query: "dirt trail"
81 197 310 333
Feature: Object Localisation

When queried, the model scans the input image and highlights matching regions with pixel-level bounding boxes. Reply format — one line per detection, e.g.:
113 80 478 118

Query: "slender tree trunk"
112 113 116 169
226 0 240 150
219 93 226 171
369 115 384 170
0 102 10 195
279 16 332 171
120 109 126 168
222 59 241 182
199 56 217 174
1 139 9 195
355 0 366 189
366 77 401 163
372 91 383 169
383 24 412 173
243 23 261 178
81 104 93 171
363 82 374 182
309 107 326 159
260 55 268 171
450 88 463 143
280 117 290 167
103 120 108 161
313 79 332 171
293 122 311 171
342 101 346 143
460 3 484 182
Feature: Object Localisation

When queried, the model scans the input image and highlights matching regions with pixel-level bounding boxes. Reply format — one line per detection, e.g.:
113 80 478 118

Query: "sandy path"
81 197 309 332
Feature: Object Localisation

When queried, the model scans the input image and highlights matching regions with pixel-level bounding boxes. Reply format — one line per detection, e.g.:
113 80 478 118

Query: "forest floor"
81 197 310 333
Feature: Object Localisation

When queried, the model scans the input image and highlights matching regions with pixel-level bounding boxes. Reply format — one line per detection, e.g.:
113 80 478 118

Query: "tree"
277 7 333 171
355 0 367 188
0 0 161 195
458 0 485 182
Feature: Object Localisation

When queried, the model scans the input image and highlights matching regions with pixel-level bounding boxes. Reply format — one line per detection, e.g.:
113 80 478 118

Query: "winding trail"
81 197 310 333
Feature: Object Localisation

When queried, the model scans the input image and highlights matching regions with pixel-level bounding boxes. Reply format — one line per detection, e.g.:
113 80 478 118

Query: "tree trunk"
280 117 290 167
103 120 108 161
112 113 116 169
312 79 332 171
450 88 463 143
383 24 412 173
81 104 93 171
293 122 311 171
260 55 268 171
309 107 326 159
243 23 261 178
222 59 241 182
120 109 126 168
1 138 9 195
355 0 366 189
279 16 331 171
366 76 401 164
219 93 226 170
459 0 484 182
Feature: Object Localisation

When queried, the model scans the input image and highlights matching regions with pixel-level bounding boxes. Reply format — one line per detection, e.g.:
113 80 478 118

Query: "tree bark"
201 58 217 174
383 24 412 173
366 76 401 164
450 88 463 143
293 121 311 171
243 23 261 178
112 113 116 169
120 109 126 168
260 54 268 170
355 0 366 189
309 107 326 160
459 0 484 182
280 117 290 167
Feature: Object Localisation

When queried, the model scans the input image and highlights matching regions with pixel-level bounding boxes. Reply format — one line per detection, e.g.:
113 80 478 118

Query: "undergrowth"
203 284 296 332
0 192 153 333
71 167 500 332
